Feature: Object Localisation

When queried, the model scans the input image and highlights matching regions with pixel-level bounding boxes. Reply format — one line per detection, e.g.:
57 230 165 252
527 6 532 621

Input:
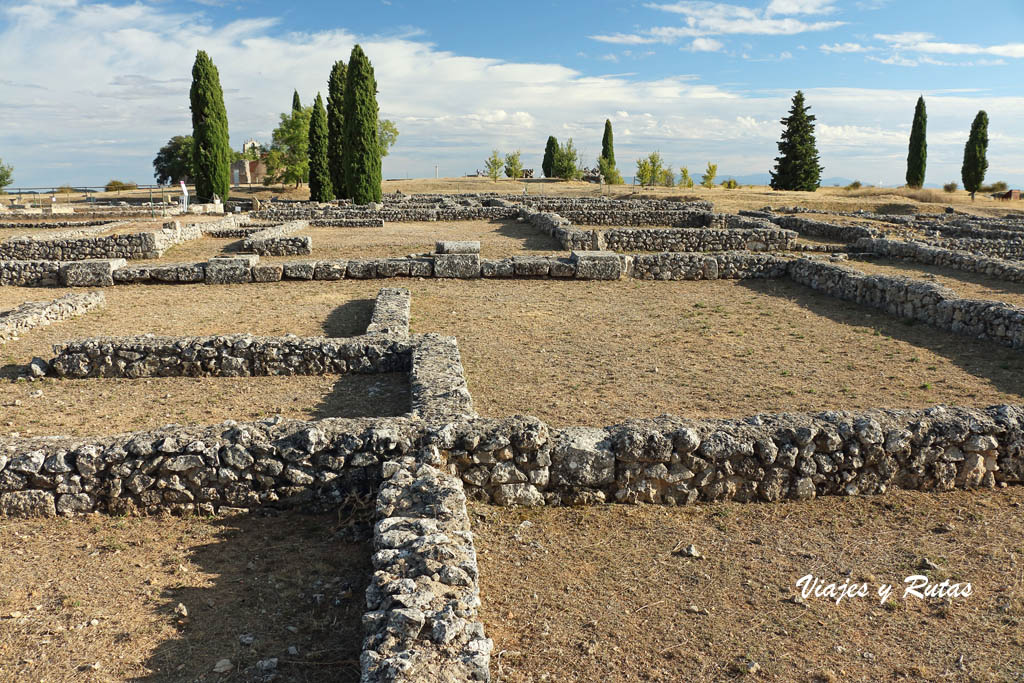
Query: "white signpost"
179 180 189 213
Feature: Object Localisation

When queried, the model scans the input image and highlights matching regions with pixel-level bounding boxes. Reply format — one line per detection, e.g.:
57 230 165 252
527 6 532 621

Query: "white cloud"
820 42 872 53
876 33 1024 59
766 0 837 15
0 1 1022 186
689 38 724 52
643 1 844 34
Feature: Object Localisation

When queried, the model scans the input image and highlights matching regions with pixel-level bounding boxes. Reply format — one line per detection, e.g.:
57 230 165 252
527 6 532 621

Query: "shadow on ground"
138 510 370 683
492 219 563 252
323 300 375 338
742 278 1024 398
312 373 411 419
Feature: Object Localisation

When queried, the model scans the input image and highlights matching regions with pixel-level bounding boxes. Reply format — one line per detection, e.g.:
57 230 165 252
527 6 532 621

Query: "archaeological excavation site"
2 189 1024 681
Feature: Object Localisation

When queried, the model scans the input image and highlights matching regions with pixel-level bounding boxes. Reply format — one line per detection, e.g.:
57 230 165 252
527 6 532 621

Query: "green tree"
504 150 523 179
292 90 302 114
597 119 623 184
485 150 503 182
906 95 927 188
378 119 399 158
327 60 347 198
700 162 718 188
0 159 13 191
553 138 582 180
769 90 822 192
342 44 382 204
189 50 231 202
308 93 333 201
635 152 665 187
659 166 675 187
542 136 558 178
679 166 694 188
265 104 312 187
153 135 195 185
961 110 989 200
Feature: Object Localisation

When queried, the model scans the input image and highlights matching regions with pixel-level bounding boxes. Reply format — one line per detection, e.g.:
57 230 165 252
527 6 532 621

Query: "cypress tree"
189 50 231 202
906 96 927 188
308 93 333 202
542 136 558 178
342 44 382 204
601 119 615 168
326 60 347 198
292 90 302 114
769 90 822 192
961 110 989 200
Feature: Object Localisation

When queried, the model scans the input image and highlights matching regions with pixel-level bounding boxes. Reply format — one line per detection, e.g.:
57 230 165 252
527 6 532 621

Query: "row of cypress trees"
905 96 989 199
187 46 382 205
308 45 382 203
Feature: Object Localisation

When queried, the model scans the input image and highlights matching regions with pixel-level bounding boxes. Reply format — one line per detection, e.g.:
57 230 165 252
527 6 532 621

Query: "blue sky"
1 0 1023 187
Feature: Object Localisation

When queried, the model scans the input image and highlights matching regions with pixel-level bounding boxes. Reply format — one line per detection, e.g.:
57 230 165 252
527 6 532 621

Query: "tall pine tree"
542 136 558 179
292 90 302 114
308 93 333 202
906 96 927 188
769 90 822 192
342 45 382 204
326 60 347 198
961 110 989 200
189 50 231 202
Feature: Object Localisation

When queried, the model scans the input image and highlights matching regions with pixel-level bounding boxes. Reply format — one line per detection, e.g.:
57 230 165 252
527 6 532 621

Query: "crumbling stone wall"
766 215 880 243
788 258 1024 349
240 220 311 256
601 227 796 252
856 238 1024 283
0 260 62 286
0 292 105 343
518 206 596 250
632 252 790 280
0 222 203 261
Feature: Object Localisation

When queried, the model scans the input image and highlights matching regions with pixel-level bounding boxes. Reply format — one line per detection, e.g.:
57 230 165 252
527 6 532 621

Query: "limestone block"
313 260 348 280
435 240 481 254
571 251 622 280
282 261 316 280
60 259 125 287
252 264 283 282
434 254 480 278
204 261 252 285
550 427 615 487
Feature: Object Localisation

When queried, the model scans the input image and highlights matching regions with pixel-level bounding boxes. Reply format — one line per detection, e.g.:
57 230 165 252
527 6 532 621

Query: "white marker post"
179 180 189 213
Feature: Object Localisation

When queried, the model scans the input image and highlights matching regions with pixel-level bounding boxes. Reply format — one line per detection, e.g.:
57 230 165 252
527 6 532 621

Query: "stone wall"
311 218 386 228
518 206 596 250
601 226 796 252
855 238 1024 283
767 215 879 243
366 288 411 338
921 235 1024 260
787 258 1024 349
632 252 790 280
0 260 62 287
240 220 311 256
409 335 475 422
0 222 203 261
0 292 105 343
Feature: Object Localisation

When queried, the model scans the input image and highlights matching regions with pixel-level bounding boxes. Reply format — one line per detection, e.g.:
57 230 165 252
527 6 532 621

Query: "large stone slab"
434 254 480 278
60 259 125 287
435 240 481 254
550 427 615 487
571 251 623 280
204 261 252 285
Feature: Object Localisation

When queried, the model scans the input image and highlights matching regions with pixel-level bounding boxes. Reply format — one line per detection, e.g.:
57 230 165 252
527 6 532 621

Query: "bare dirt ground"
406 278 1024 426
846 257 1024 309
0 509 370 682
474 487 1024 682
0 281 409 436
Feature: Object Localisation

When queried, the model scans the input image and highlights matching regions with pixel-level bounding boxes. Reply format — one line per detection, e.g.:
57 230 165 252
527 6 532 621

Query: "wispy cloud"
820 42 872 54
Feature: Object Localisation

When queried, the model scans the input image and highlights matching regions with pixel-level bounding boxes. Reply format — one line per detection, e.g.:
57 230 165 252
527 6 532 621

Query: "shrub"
636 152 665 187
57 184 75 194
553 138 582 180
845 180 862 190
659 167 675 187
679 166 694 188
943 182 958 193
105 180 137 192
700 162 718 188
980 180 1008 193
721 178 738 189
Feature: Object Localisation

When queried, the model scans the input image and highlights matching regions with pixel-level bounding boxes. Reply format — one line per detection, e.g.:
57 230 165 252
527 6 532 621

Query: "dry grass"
0 509 370 682
405 278 1024 425
847 258 1024 309
0 281 410 436
474 487 1024 682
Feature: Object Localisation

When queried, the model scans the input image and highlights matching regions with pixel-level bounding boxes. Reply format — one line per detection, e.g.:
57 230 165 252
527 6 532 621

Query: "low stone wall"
768 215 879 243
0 222 203 261
922 235 1024 260
0 292 105 343
632 252 790 280
445 405 1024 506
409 335 475 422
601 226 796 252
49 333 412 378
362 454 491 682
518 206 596 250
311 218 385 228
0 221 116 230
366 287 411 338
856 238 1024 283
787 258 1024 349
240 220 311 256
0 260 62 286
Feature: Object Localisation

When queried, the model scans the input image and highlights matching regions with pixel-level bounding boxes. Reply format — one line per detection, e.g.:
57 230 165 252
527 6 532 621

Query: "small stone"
287 646 299 656
174 603 188 618
672 543 703 559
212 659 233 674
29 390 43 398
256 658 278 672
918 557 940 571
238 633 255 646
746 661 761 675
